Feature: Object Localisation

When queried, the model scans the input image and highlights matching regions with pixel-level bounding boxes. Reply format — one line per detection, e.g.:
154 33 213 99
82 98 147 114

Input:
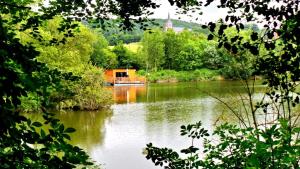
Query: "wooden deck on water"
111 77 146 86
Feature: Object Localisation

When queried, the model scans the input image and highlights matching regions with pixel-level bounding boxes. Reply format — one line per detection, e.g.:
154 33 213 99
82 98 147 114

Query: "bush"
68 66 112 110
137 70 148 77
20 93 41 113
193 69 219 81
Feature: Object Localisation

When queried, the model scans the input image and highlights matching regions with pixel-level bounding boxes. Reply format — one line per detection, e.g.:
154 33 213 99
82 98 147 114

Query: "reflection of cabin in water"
112 86 146 103
104 69 146 86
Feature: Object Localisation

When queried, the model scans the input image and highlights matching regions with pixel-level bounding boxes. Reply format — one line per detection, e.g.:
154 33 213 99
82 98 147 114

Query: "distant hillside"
99 19 208 45
152 19 205 31
97 19 258 45
151 19 259 33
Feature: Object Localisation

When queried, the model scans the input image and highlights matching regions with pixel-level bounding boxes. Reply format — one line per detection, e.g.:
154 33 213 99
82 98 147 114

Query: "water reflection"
110 81 265 103
25 110 113 152
57 110 113 151
107 85 146 104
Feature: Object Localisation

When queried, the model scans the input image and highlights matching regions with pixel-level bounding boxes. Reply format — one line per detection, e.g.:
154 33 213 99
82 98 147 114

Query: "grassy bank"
138 69 221 83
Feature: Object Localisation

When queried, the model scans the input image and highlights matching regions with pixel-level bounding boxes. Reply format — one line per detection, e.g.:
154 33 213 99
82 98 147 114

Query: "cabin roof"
105 68 136 71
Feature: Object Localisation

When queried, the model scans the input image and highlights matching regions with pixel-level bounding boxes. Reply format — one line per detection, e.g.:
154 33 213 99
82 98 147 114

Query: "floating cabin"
104 69 146 86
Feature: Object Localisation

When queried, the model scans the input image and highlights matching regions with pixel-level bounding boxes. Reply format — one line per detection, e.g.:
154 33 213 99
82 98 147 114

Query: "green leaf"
201 25 207 29
245 5 250 12
65 127 76 133
59 124 65 132
40 129 46 138
207 34 214 40
251 32 258 41
63 134 71 140
32 122 42 127
232 45 238 54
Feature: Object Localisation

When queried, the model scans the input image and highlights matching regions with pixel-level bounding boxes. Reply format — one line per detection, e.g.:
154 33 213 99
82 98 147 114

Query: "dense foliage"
136 28 252 79
19 17 112 111
91 18 258 81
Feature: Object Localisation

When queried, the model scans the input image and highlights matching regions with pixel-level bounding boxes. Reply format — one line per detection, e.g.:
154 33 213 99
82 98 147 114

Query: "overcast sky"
150 0 227 24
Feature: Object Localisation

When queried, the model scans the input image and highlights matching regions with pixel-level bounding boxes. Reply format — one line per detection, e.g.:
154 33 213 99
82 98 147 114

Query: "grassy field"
124 42 140 53
109 42 141 53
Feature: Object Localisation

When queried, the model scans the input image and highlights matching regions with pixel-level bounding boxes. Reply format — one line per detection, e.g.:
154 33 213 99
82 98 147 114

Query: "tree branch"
0 2 30 9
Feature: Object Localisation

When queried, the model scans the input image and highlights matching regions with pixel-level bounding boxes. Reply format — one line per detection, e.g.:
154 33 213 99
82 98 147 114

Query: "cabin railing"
115 77 146 84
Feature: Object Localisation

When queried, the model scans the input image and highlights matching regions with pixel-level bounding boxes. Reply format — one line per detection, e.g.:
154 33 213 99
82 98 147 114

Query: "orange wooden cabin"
104 69 146 85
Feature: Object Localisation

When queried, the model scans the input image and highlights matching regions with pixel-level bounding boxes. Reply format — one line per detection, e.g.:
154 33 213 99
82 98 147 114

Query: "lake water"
26 81 265 169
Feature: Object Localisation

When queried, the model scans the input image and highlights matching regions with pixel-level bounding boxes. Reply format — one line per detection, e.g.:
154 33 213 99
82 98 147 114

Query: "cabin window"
116 72 128 77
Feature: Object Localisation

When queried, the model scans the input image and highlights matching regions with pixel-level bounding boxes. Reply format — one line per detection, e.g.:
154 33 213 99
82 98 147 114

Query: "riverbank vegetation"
138 69 220 83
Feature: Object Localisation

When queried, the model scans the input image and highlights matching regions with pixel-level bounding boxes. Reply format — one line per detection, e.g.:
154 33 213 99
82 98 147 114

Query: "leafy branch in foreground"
0 111 94 168
145 120 300 169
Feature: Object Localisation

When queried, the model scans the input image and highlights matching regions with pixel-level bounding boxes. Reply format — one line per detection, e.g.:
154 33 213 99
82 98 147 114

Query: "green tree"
91 47 118 69
91 32 118 69
175 40 203 70
216 27 256 79
163 29 182 69
113 43 143 69
25 17 96 74
19 17 112 110
140 29 165 72
201 40 229 70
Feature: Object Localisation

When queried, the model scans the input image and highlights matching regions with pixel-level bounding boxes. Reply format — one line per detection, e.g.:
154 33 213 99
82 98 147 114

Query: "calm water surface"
27 81 265 169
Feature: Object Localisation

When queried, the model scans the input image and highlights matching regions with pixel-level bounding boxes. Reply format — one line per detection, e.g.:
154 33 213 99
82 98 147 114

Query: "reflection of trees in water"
143 83 267 136
143 101 193 141
140 81 266 103
25 110 112 152
144 98 220 138
209 92 298 128
56 110 113 151
139 82 267 139
112 86 146 104
145 101 195 124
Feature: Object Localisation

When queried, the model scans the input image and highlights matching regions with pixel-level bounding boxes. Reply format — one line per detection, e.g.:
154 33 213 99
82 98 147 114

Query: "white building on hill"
163 13 190 33
164 13 173 31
